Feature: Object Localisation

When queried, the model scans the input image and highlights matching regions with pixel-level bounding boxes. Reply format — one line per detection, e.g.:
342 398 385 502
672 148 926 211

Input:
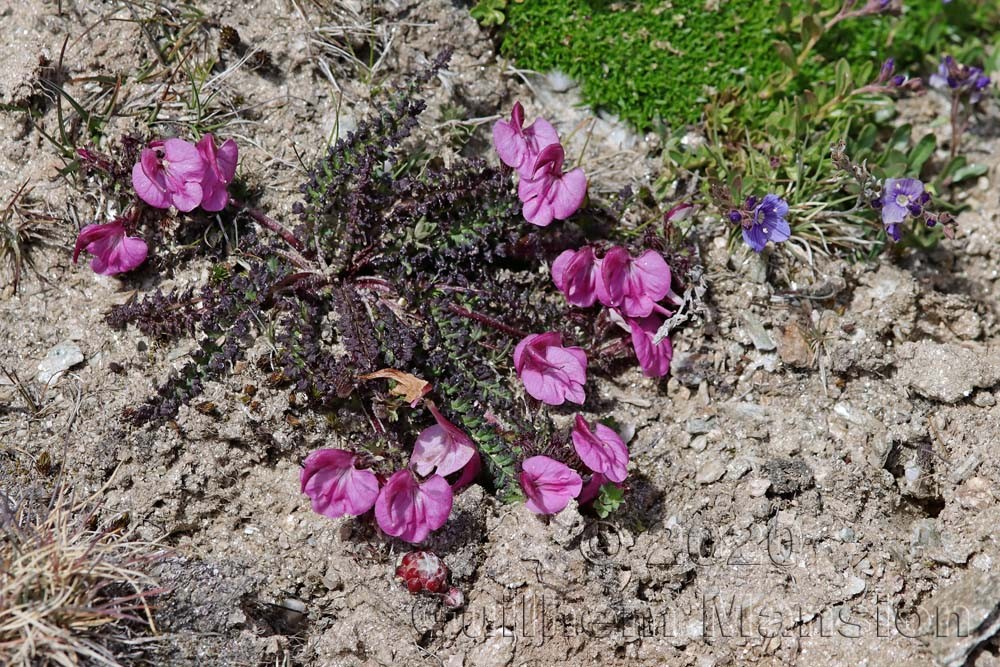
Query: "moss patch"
501 0 995 130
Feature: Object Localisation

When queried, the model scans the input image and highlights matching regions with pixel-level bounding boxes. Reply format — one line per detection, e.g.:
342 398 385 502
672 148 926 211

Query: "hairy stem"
447 303 530 339
229 197 306 253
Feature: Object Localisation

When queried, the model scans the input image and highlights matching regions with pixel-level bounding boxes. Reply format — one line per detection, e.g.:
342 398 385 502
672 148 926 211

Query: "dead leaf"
360 369 432 406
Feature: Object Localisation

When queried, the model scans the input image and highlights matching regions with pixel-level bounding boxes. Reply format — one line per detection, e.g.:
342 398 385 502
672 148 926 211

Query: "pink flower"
519 456 583 514
571 414 629 483
451 451 481 491
410 403 476 477
131 138 205 212
599 247 673 317
552 246 603 308
517 143 588 227
492 101 560 177
300 449 380 518
72 221 148 275
627 314 673 377
196 134 238 212
664 202 695 225
514 332 587 406
375 470 453 543
577 472 609 505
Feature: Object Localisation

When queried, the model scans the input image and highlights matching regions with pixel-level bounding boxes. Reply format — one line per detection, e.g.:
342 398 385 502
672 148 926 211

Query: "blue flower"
929 56 992 103
880 178 928 240
741 194 791 253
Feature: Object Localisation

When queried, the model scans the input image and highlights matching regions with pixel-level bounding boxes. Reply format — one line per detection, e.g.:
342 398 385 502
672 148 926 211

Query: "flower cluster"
301 401 479 543
518 414 628 515
494 102 587 226
832 142 957 241
551 245 676 377
864 57 922 94
873 177 954 240
728 194 792 253
929 55 992 104
73 134 239 276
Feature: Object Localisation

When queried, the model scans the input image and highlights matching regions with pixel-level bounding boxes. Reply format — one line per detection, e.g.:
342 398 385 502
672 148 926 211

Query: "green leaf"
802 15 822 45
907 134 936 176
773 41 796 70
887 123 912 152
594 484 625 519
834 59 852 97
950 163 988 183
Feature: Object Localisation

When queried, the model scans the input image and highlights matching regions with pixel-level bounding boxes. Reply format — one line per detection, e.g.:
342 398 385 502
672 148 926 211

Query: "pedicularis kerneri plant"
94 54 686 548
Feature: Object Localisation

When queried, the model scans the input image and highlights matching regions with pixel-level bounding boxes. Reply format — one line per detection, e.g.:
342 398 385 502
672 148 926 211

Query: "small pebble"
696 459 726 484
37 341 84 384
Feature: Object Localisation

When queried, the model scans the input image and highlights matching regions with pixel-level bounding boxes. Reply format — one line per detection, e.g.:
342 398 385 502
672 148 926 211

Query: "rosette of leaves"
107 52 612 500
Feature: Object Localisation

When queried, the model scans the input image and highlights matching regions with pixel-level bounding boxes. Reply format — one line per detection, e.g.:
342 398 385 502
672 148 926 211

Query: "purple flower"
517 143 588 227
374 469 453 543
72 220 148 275
626 313 673 377
571 414 629 483
599 247 674 318
552 246 603 308
929 55 992 103
300 449 380 518
410 402 476 478
519 456 583 515
131 138 205 211
492 101 561 177
514 332 587 405
880 178 926 239
196 134 238 212
739 194 791 253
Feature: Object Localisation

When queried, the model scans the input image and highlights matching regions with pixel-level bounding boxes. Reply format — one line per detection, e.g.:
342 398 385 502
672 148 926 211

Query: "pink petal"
493 119 528 170
375 470 453 543
525 117 560 154
552 247 599 308
163 138 205 181
571 415 628 483
216 138 239 182
411 424 475 477
628 316 673 377
550 168 587 220
515 333 586 406
132 154 170 209
600 247 629 308
578 472 608 505
510 100 525 128
633 250 672 303
73 223 112 264
520 456 582 514
169 181 204 213
301 449 380 518
451 451 481 491
96 235 148 275
531 142 566 175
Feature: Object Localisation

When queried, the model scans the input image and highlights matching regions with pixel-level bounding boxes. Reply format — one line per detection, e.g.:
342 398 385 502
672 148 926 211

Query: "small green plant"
471 0 520 27
499 0 998 130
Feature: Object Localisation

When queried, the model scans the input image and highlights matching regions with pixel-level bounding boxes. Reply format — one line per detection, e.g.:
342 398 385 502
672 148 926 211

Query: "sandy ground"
2 1 1000 666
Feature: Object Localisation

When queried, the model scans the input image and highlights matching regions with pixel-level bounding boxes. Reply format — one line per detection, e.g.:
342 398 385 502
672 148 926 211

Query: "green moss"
501 0 995 130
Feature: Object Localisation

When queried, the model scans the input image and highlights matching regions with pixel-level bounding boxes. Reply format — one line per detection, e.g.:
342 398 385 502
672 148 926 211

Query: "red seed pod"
395 551 449 596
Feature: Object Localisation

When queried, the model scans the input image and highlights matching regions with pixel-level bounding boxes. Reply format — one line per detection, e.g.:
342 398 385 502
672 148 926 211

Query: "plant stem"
949 94 965 160
447 303 530 339
229 197 306 253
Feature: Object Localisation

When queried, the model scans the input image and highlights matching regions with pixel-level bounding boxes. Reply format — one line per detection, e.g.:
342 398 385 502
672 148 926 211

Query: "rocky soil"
2 1 1000 666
